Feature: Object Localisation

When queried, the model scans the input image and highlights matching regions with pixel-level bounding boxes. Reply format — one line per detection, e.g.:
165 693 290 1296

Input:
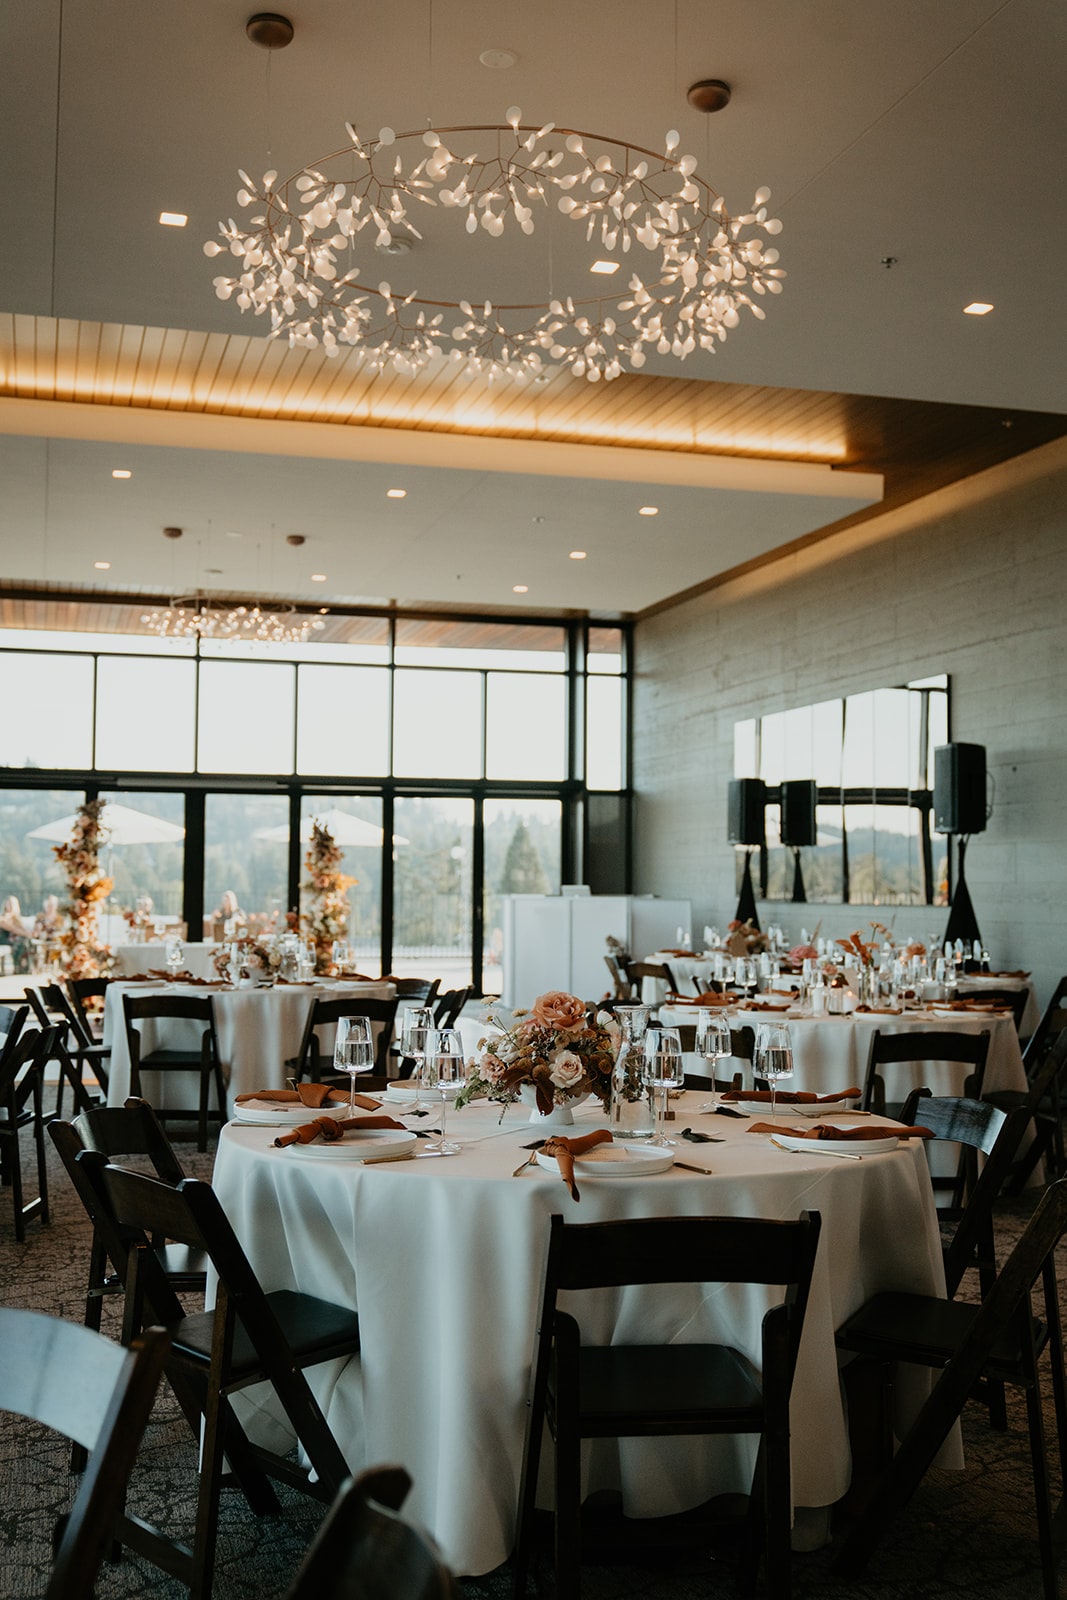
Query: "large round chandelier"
141 594 325 644
204 109 785 383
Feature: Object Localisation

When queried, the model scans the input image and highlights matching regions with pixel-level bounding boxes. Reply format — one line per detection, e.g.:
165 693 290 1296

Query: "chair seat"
564 1343 763 1433
837 1290 1041 1371
171 1289 361 1380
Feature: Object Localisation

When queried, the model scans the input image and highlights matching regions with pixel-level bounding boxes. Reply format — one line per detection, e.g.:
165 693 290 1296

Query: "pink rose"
548 1050 586 1091
789 944 819 963
529 991 587 1032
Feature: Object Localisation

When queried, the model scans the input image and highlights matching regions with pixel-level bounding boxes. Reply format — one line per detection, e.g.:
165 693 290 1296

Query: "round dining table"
211 1092 949 1577
103 977 396 1115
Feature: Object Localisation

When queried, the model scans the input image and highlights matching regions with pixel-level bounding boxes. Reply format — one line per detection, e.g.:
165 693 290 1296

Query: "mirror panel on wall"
734 675 949 907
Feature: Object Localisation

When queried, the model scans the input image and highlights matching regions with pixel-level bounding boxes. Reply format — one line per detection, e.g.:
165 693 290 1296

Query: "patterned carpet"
0 1120 1061 1600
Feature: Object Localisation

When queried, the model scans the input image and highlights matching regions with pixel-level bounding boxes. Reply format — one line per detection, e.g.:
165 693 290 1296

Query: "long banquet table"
211 1092 949 1576
103 977 395 1115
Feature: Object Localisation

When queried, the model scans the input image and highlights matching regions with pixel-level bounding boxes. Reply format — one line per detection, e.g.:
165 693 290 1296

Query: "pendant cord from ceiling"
49 0 65 319
265 45 273 168
427 0 434 119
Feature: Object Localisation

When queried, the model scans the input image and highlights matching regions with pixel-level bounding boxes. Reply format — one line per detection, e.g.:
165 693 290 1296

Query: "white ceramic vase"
518 1083 589 1129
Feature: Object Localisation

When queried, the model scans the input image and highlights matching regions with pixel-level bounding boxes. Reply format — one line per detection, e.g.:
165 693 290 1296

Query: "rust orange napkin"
273 1113 405 1148
722 1086 861 1105
235 1083 362 1109
747 1121 934 1140
540 1129 614 1201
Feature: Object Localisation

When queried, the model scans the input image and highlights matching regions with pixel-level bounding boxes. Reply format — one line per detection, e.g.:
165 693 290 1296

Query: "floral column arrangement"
53 799 115 979
302 820 357 974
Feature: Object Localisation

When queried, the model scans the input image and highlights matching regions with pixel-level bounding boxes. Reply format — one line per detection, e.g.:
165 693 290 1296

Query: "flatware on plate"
770 1137 861 1161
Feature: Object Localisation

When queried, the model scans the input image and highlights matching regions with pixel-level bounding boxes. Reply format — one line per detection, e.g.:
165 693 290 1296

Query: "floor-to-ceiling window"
0 605 631 990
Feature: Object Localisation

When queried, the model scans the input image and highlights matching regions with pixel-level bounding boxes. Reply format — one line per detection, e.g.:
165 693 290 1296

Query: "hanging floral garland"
302 820 357 974
53 799 116 979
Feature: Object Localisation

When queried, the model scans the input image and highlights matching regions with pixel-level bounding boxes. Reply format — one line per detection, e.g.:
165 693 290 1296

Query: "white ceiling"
0 0 1064 616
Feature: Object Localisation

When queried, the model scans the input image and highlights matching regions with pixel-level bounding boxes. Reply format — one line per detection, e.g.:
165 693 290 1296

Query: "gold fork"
511 1150 540 1177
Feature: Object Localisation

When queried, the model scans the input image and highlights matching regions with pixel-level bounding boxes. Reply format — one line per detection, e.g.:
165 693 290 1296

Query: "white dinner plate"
233 1098 351 1125
279 1128 418 1161
768 1128 900 1156
730 1099 859 1117
930 1005 1008 1018
535 1142 675 1178
384 1082 438 1103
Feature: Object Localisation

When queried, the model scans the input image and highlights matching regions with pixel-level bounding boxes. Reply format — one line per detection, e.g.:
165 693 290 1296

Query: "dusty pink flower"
529 990 587 1033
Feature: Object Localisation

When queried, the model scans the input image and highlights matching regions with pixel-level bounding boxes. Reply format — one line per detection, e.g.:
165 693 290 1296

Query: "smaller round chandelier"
205 108 784 383
141 594 326 644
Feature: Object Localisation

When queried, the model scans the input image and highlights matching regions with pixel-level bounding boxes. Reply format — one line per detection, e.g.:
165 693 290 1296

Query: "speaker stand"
791 847 807 904
943 836 982 948
735 850 760 929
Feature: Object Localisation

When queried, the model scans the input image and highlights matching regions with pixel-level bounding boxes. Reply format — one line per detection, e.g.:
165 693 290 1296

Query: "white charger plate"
233 1098 350 1126
280 1128 418 1161
769 1128 900 1156
384 1083 438 1103
731 1099 859 1117
535 1142 675 1178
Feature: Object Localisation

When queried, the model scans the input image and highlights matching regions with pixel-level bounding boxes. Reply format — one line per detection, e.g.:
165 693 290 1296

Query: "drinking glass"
422 1027 467 1156
331 940 351 974
755 1022 794 1123
165 935 184 983
643 1026 683 1147
400 1005 435 1112
694 1010 731 1111
735 957 757 1002
334 1015 374 1115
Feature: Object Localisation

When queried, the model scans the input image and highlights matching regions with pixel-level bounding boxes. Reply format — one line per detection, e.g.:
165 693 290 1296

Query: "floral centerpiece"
302 820 357 974
725 918 769 956
53 799 115 980
457 991 618 1118
212 937 282 985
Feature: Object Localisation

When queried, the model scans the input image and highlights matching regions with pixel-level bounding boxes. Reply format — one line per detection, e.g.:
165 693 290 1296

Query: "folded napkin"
540 1129 614 1202
722 1086 861 1105
736 1000 791 1012
936 999 1011 1013
748 1121 934 1140
235 1083 361 1109
854 1005 903 1015
273 1113 405 1148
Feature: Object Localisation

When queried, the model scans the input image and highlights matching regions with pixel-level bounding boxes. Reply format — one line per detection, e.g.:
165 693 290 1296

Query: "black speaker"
933 743 987 834
780 780 817 848
728 779 766 846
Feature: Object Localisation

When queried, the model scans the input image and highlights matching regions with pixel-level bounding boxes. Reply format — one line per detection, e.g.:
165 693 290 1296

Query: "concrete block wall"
631 435 1067 1010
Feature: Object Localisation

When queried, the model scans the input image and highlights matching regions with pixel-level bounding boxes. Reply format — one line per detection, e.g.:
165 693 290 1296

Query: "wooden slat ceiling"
4 314 1065 480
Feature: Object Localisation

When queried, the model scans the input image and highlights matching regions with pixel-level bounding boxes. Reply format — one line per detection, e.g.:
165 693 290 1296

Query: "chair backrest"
0 1002 28 1050
898 1091 1030 1296
862 1027 990 1111
960 988 1029 1031
0 1307 169 1600
121 991 219 1070
0 1021 59 1107
68 976 110 1035
299 995 400 1075
730 1024 756 1066
625 960 679 993
1023 977 1067 1074
603 955 633 1001
433 987 472 1030
391 978 442 1009
284 1467 461 1600
74 1096 190 1186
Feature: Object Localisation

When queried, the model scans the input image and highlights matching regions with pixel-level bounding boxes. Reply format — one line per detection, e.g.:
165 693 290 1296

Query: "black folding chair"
0 1019 59 1241
290 995 400 1087
861 1027 990 1117
122 991 226 1151
513 1209 822 1600
77 1153 363 1600
0 1308 171 1600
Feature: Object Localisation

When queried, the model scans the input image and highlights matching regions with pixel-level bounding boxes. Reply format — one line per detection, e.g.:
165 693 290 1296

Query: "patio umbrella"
27 802 185 845
254 808 409 848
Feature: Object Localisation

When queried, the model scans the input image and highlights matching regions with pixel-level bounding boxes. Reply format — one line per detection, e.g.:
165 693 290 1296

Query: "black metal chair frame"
512 1209 822 1600
122 991 226 1151
0 1018 58 1241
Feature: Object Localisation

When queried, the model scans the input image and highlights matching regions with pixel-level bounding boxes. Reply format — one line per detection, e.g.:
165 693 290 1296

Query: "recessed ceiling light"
225 530 242 539
159 211 188 228
590 260 619 275
638 505 659 516
111 469 132 479
512 584 529 593
93 561 111 570
569 550 587 560
963 302 994 316
479 47 518 68
310 573 327 582
386 488 407 499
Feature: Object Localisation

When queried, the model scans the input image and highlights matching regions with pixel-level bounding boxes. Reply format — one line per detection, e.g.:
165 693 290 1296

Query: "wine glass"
165 935 184 983
334 1015 374 1115
643 1026 683 1147
422 1027 467 1156
694 1010 731 1111
755 1022 794 1123
400 1005 435 1112
331 939 350 974
735 957 757 1002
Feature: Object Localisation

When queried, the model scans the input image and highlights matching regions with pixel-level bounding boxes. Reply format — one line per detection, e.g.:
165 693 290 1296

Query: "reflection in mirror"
735 676 949 907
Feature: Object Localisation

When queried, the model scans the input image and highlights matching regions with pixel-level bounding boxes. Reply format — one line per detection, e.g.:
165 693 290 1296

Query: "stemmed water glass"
755 1022 794 1123
421 1027 467 1156
165 934 184 983
643 1026 684 1147
334 1015 374 1115
400 1006 435 1113
694 1010 731 1111
734 957 757 1002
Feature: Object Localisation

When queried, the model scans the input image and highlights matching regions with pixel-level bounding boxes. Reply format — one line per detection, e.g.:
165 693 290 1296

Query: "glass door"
392 797 474 988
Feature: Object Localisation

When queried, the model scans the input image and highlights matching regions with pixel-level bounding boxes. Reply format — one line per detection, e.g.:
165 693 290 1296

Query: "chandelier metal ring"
205 110 785 383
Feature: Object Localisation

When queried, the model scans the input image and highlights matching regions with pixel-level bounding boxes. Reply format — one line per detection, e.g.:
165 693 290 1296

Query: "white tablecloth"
112 941 221 980
211 1094 947 1576
104 979 395 1114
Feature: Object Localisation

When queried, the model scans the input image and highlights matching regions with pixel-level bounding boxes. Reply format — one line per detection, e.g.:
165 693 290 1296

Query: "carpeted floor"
0 1120 1061 1599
